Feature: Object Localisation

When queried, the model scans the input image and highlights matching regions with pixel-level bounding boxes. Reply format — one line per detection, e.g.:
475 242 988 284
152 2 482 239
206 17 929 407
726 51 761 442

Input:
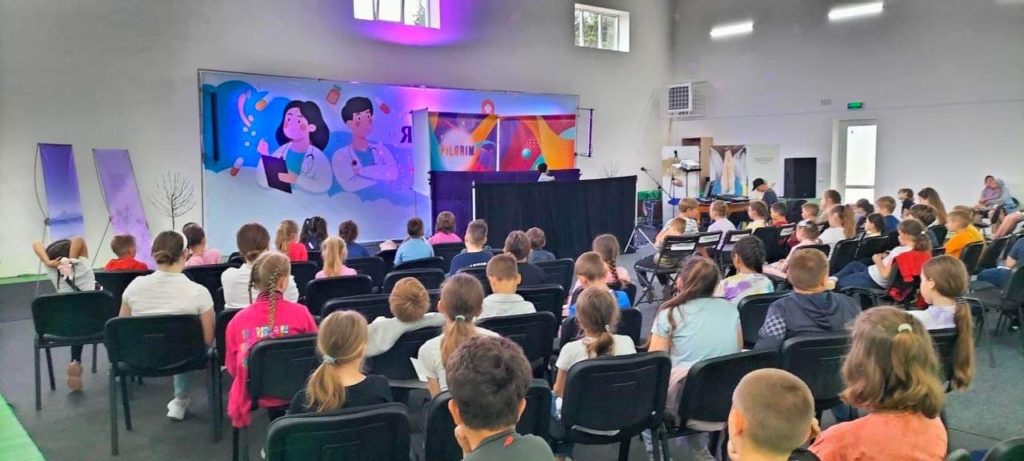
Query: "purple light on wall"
38 143 86 240
349 0 474 46
93 149 154 267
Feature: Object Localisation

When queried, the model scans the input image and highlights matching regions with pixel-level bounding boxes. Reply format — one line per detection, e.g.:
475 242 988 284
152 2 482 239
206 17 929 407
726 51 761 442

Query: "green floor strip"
0 394 44 460
0 275 47 286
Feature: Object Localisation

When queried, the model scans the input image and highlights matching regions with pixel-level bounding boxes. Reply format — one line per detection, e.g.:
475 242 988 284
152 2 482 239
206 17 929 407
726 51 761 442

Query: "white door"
835 120 878 204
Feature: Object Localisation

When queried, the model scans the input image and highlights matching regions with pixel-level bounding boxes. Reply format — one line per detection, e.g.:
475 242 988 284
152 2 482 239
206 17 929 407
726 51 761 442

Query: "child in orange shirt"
943 210 983 259
104 234 149 271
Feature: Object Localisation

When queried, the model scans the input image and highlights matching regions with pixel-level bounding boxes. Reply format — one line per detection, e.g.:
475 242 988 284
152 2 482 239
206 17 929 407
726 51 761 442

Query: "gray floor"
1 247 1021 460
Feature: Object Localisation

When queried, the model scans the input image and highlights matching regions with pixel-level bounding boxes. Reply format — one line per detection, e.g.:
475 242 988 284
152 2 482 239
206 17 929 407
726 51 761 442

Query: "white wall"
670 0 1024 202
0 0 673 277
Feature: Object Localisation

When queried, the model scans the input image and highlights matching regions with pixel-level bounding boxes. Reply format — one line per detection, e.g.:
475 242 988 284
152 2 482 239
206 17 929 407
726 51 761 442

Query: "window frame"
574 3 630 52
354 0 441 29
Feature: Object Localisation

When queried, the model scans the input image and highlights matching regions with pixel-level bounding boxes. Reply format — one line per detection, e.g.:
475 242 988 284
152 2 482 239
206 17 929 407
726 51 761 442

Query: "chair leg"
617 436 631 461
651 430 664 461
240 426 250 461
110 372 119 456
209 363 221 443
34 346 41 411
45 348 55 391
92 343 98 374
232 427 239 461
659 430 671 461
120 376 132 431
983 310 996 368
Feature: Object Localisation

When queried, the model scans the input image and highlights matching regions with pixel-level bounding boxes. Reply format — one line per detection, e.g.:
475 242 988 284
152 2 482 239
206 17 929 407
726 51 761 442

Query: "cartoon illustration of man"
255 100 333 194
332 96 398 192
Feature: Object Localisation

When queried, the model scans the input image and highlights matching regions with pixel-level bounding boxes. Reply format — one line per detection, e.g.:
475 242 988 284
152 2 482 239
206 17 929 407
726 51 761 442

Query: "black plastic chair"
302 275 375 317
933 247 946 257
775 223 797 247
183 263 233 301
930 328 959 389
978 236 1010 272
780 332 851 418
959 241 986 275
802 243 832 257
972 267 1024 352
345 256 387 289
660 350 781 456
964 297 997 367
32 291 118 409
982 437 1024 461
227 252 245 266
393 256 445 272
431 242 465 273
559 308 643 349
883 230 901 252
829 238 860 275
478 312 556 376
517 284 566 326
290 262 318 298
322 294 391 322
854 235 889 260
717 230 752 267
104 315 220 456
376 248 398 273
634 235 701 304
737 292 790 349
553 352 671 461
932 224 949 244
365 326 441 388
424 380 552 461
457 265 491 293
237 334 319 461
536 258 576 294
382 268 446 293
306 249 322 267
213 308 241 410
620 282 638 306
753 227 786 263
264 402 410 461
94 270 151 308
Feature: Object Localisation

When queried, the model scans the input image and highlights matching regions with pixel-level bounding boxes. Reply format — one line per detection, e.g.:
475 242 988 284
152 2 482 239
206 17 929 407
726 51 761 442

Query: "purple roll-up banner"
38 143 86 240
93 149 154 267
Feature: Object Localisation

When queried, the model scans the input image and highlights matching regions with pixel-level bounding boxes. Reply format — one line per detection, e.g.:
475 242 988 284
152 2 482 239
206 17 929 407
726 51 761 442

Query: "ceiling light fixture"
709 21 754 39
829 2 884 21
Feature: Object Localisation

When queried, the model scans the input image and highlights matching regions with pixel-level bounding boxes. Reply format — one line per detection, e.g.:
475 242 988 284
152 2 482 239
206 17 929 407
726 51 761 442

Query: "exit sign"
847 102 864 110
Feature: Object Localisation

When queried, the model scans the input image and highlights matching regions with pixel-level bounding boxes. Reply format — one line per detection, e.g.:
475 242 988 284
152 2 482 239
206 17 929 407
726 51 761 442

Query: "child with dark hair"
526 227 555 263
716 236 774 302
105 234 149 271
395 217 435 265
835 218 932 291
445 336 554 460
222 223 300 310
300 216 328 251
592 234 631 286
908 204 939 246
769 202 789 227
480 254 535 319
257 100 333 193
449 219 493 275
537 162 555 182
504 230 546 286
337 220 370 259
853 198 875 229
898 188 915 217
428 211 462 245
863 213 886 238
332 96 398 192
746 201 770 231
183 223 222 267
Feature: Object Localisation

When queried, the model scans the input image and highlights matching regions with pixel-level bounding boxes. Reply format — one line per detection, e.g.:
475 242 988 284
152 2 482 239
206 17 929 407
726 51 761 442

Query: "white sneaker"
166 397 190 421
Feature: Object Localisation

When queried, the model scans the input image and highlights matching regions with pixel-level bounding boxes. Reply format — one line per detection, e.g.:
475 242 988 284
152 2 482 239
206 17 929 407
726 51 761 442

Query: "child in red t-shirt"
104 234 149 271
275 219 308 261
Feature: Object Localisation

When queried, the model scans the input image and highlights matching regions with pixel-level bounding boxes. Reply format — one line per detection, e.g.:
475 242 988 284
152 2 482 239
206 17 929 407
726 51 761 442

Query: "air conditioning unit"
665 83 693 116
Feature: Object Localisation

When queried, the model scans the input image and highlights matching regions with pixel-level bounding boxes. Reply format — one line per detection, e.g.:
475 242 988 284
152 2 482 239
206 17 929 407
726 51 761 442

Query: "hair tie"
455 314 467 322
955 296 968 304
897 323 913 333
322 354 337 365
604 325 611 332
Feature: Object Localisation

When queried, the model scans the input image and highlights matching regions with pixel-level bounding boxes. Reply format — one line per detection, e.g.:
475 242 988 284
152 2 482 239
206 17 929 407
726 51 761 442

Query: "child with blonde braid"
225 252 318 427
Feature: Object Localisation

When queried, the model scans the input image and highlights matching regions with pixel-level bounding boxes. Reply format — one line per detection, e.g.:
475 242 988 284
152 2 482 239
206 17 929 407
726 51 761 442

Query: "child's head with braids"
248 251 292 329
592 234 624 288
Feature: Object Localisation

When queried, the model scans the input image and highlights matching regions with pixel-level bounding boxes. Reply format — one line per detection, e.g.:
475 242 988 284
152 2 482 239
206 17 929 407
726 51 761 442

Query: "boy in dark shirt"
503 230 546 286
448 219 494 276
446 336 553 460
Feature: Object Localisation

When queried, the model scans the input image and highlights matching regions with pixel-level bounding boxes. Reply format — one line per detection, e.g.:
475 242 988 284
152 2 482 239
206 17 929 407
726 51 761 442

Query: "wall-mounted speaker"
784 158 816 198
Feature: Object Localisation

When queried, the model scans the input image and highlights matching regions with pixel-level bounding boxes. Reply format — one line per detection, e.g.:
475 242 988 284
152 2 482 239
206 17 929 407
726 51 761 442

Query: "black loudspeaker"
784 158 816 198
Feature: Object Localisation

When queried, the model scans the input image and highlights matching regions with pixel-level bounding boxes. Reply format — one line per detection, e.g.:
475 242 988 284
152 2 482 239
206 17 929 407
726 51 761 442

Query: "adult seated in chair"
976 238 1024 289
480 255 536 320
428 211 463 245
727 369 821 461
975 176 1016 225
365 278 443 357
445 336 554 460
754 249 859 352
394 217 435 265
503 230 546 286
120 231 215 420
222 223 299 310
566 252 630 318
449 219 494 276
835 218 932 291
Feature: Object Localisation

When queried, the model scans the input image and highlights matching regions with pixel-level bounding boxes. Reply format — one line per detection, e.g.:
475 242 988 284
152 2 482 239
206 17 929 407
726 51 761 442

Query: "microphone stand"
627 167 673 253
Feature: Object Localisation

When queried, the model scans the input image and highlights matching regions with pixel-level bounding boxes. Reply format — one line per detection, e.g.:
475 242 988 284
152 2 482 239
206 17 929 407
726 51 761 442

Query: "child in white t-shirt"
221 223 299 310
554 287 636 397
365 278 443 357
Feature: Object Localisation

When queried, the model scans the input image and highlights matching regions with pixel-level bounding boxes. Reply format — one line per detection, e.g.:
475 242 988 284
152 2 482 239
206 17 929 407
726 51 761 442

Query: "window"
354 0 440 29
574 4 630 52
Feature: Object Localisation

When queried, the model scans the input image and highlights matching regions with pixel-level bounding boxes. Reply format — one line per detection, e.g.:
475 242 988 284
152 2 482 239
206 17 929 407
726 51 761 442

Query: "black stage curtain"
475 176 636 260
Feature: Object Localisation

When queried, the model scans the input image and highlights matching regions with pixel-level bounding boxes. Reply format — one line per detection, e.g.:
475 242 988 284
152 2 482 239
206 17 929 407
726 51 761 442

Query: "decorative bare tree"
149 172 197 230
601 161 621 178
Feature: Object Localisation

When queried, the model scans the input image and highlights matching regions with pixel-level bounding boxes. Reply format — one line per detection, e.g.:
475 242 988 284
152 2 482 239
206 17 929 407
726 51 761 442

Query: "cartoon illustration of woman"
256 100 333 194
331 96 398 192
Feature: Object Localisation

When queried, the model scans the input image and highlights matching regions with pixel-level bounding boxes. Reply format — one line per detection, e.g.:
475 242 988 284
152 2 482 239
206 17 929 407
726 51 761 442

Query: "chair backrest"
457 265 491 293
929 328 958 384
376 249 398 273
780 332 851 411
424 380 551 461
829 238 860 275
696 231 724 250
675 350 781 426
290 262 319 298
855 236 889 260
431 243 466 274
382 268 446 293
182 263 232 300
227 252 245 266
303 275 375 317
93 270 150 307
535 258 575 293
247 334 319 403
776 223 797 241
32 291 118 343
516 284 566 326
561 352 671 435
265 402 410 461
366 326 441 380
737 292 790 349
932 224 949 244
658 234 703 263
753 227 786 263
933 247 946 257
959 241 986 275
802 243 832 257
883 230 901 252
618 282 638 306
982 437 1024 461
104 315 209 377
559 308 643 347
978 236 1010 271
213 286 226 313
322 294 391 322
1004 234 1021 260
1002 267 1024 305
345 256 387 288
306 249 322 266
722 229 752 246
393 256 446 272
215 308 241 366
477 312 556 372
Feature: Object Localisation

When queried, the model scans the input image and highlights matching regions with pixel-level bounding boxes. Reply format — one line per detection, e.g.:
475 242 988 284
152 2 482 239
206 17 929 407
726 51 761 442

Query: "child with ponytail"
418 273 499 397
553 287 636 397
592 234 631 287
222 223 300 310
225 252 318 427
915 255 976 390
276 219 307 262
289 311 391 414
835 218 932 291
315 236 357 279
810 307 949 460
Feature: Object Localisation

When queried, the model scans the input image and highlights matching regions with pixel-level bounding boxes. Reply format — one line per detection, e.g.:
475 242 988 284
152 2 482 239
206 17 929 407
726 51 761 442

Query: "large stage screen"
199 70 577 250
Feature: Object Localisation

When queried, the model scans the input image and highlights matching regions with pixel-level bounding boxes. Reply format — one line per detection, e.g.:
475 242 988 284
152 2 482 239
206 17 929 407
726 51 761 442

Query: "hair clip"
455 314 467 322
321 354 337 365
897 323 913 333
604 325 611 332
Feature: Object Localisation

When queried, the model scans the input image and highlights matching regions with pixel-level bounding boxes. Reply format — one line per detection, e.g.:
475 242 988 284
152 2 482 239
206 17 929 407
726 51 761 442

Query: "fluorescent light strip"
829 2 884 21
709 21 754 38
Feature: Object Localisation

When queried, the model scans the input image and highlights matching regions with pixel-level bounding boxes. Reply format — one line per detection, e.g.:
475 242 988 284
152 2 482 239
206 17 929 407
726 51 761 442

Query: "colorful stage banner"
93 149 154 267
38 143 86 240
428 112 498 172
199 70 576 248
498 115 577 172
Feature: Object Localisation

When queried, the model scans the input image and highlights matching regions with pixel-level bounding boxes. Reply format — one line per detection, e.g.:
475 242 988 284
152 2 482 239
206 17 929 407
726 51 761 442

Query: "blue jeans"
977 268 1010 289
835 262 883 290
173 372 192 399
